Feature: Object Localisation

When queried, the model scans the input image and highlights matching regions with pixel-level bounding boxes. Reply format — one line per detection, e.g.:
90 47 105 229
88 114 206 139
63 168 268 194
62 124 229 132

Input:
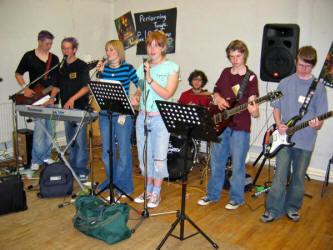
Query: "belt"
140 110 160 117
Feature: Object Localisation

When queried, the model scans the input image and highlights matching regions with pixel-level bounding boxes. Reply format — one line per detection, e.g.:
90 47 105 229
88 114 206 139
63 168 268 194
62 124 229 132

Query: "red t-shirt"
178 89 212 107
213 67 259 132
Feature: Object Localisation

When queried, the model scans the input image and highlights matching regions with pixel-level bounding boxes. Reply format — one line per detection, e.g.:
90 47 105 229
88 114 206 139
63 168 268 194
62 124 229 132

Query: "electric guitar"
210 90 283 135
264 110 333 158
15 60 99 105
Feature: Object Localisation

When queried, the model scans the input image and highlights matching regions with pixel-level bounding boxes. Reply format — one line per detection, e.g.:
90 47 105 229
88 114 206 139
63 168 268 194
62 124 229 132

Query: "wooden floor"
1 144 333 250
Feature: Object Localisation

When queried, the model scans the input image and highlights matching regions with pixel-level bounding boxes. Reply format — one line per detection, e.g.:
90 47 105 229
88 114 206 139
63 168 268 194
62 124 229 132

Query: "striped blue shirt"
101 62 138 95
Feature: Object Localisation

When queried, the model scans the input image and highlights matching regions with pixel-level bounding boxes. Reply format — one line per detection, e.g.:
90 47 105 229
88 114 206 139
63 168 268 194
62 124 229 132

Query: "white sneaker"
105 196 120 203
44 158 55 165
225 201 244 210
30 163 39 171
147 193 161 208
134 192 152 203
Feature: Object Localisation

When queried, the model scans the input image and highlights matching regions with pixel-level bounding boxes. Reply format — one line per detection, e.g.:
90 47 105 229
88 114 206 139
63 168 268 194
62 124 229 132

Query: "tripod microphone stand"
130 70 178 234
155 101 219 249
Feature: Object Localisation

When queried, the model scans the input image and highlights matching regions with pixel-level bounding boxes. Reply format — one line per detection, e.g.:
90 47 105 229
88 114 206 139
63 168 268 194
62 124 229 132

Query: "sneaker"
197 196 213 206
44 158 55 165
30 163 40 171
147 193 161 208
105 196 120 203
225 201 244 210
260 210 275 223
79 175 88 183
287 211 300 222
134 192 152 203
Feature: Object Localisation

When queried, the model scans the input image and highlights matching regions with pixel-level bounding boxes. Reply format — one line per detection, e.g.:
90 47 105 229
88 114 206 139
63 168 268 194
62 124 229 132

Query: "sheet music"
32 95 50 105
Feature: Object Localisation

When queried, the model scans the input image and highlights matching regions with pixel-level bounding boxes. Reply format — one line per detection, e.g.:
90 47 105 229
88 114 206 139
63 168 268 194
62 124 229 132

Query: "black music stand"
89 79 135 205
155 101 219 249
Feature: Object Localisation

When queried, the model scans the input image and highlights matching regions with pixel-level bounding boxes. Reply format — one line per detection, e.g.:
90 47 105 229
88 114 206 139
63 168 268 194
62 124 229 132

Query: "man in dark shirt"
15 30 59 170
197 40 259 210
46 37 90 182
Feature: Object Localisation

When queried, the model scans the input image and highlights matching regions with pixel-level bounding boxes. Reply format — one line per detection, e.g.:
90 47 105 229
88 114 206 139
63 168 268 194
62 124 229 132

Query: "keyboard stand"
34 110 94 191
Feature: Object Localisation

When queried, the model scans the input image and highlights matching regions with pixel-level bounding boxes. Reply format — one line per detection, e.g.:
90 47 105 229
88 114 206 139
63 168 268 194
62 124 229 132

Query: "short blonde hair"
105 40 125 63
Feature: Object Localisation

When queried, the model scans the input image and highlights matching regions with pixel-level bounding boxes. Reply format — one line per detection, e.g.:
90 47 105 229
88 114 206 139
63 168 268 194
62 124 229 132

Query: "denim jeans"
31 118 54 165
207 127 249 204
265 147 312 218
64 121 89 176
98 111 134 195
136 113 169 179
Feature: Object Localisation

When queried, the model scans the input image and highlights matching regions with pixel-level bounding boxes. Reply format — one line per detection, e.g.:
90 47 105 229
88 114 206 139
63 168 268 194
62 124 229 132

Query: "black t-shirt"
56 58 90 110
15 50 59 89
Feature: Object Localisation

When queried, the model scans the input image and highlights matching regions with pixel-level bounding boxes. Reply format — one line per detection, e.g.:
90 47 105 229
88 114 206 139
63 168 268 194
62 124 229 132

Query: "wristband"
50 96 56 101
148 79 153 85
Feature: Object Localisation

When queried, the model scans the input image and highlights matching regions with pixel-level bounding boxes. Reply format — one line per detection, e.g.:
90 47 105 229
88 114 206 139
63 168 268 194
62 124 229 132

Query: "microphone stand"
131 59 177 233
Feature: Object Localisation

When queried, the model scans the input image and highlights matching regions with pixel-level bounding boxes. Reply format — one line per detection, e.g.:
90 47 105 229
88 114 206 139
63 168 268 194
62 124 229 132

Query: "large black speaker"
260 24 300 82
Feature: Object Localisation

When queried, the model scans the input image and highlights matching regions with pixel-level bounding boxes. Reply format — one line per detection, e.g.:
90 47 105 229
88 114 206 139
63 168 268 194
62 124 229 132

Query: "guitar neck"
226 96 270 118
287 111 333 135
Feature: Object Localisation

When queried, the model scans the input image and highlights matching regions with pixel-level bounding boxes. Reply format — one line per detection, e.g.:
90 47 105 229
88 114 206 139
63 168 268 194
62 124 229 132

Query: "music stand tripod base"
156 101 219 249
89 80 135 205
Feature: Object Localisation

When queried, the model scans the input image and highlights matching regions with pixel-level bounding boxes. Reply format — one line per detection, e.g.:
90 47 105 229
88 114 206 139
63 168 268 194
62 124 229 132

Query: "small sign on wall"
134 7 177 55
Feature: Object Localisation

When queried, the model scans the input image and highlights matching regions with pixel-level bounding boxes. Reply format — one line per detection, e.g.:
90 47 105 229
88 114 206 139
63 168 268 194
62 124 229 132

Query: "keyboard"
16 105 98 122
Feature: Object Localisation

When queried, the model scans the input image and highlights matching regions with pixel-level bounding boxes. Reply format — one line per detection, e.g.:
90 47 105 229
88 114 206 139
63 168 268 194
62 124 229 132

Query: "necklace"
109 62 121 69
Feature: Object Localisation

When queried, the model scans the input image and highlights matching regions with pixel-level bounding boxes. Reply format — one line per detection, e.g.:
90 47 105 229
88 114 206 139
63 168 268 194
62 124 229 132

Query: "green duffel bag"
73 195 131 245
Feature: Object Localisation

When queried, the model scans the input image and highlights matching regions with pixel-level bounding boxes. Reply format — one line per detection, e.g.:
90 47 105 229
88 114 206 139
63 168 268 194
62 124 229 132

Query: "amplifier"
13 129 33 166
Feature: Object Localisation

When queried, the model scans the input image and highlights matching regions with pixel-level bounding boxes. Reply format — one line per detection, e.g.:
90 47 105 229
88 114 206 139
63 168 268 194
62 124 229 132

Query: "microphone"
143 58 148 74
59 55 68 70
96 56 107 78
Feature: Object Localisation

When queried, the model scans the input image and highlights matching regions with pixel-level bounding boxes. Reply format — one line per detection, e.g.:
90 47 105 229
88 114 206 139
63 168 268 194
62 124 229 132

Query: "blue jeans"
65 121 89 176
98 111 134 195
136 113 169 179
31 118 53 165
207 127 250 204
265 147 312 218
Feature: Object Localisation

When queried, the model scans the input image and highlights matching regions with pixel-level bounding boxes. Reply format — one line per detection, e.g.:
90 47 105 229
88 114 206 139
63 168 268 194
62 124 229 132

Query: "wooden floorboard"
0 145 333 250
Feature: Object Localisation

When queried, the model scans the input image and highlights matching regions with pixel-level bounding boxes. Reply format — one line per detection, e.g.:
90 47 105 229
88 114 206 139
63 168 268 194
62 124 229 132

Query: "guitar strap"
236 70 250 102
298 78 318 119
43 53 53 80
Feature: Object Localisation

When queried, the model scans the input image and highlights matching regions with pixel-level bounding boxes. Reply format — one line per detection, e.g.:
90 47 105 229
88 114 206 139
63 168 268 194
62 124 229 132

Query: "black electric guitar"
210 90 283 136
16 60 99 105
264 110 333 158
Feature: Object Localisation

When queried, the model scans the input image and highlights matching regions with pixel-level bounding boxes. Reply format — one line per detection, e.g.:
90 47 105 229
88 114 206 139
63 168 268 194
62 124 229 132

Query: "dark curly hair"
188 70 208 87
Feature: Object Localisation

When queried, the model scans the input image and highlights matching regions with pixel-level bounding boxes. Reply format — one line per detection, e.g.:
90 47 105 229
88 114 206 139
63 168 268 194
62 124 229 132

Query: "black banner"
134 7 177 55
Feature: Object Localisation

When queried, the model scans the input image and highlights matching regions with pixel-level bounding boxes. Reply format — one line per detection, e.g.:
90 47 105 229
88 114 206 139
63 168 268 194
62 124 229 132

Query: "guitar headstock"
87 60 99 70
267 90 284 101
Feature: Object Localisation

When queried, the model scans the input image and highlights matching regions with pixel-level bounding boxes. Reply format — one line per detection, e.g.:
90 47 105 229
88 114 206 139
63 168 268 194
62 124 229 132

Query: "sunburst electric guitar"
210 90 283 136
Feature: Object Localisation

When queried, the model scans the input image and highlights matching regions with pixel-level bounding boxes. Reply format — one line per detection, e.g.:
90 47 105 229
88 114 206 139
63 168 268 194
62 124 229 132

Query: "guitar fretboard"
287 111 333 135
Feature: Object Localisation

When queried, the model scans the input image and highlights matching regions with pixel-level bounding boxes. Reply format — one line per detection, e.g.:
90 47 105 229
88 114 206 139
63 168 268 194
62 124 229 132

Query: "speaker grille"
260 24 300 82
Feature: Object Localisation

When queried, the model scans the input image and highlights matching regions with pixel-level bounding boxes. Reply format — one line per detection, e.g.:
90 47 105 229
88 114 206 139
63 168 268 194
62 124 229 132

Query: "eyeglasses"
297 63 313 69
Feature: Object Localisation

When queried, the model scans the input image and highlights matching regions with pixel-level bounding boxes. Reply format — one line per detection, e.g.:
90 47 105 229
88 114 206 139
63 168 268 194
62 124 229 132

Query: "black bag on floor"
38 162 73 198
0 173 28 215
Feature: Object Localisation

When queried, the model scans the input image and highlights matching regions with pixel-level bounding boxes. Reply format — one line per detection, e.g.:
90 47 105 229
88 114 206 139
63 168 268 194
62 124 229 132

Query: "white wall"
1 0 332 180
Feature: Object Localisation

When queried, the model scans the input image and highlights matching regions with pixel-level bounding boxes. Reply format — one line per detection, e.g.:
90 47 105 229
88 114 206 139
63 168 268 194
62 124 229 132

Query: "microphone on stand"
143 57 148 74
96 56 108 78
59 55 68 70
